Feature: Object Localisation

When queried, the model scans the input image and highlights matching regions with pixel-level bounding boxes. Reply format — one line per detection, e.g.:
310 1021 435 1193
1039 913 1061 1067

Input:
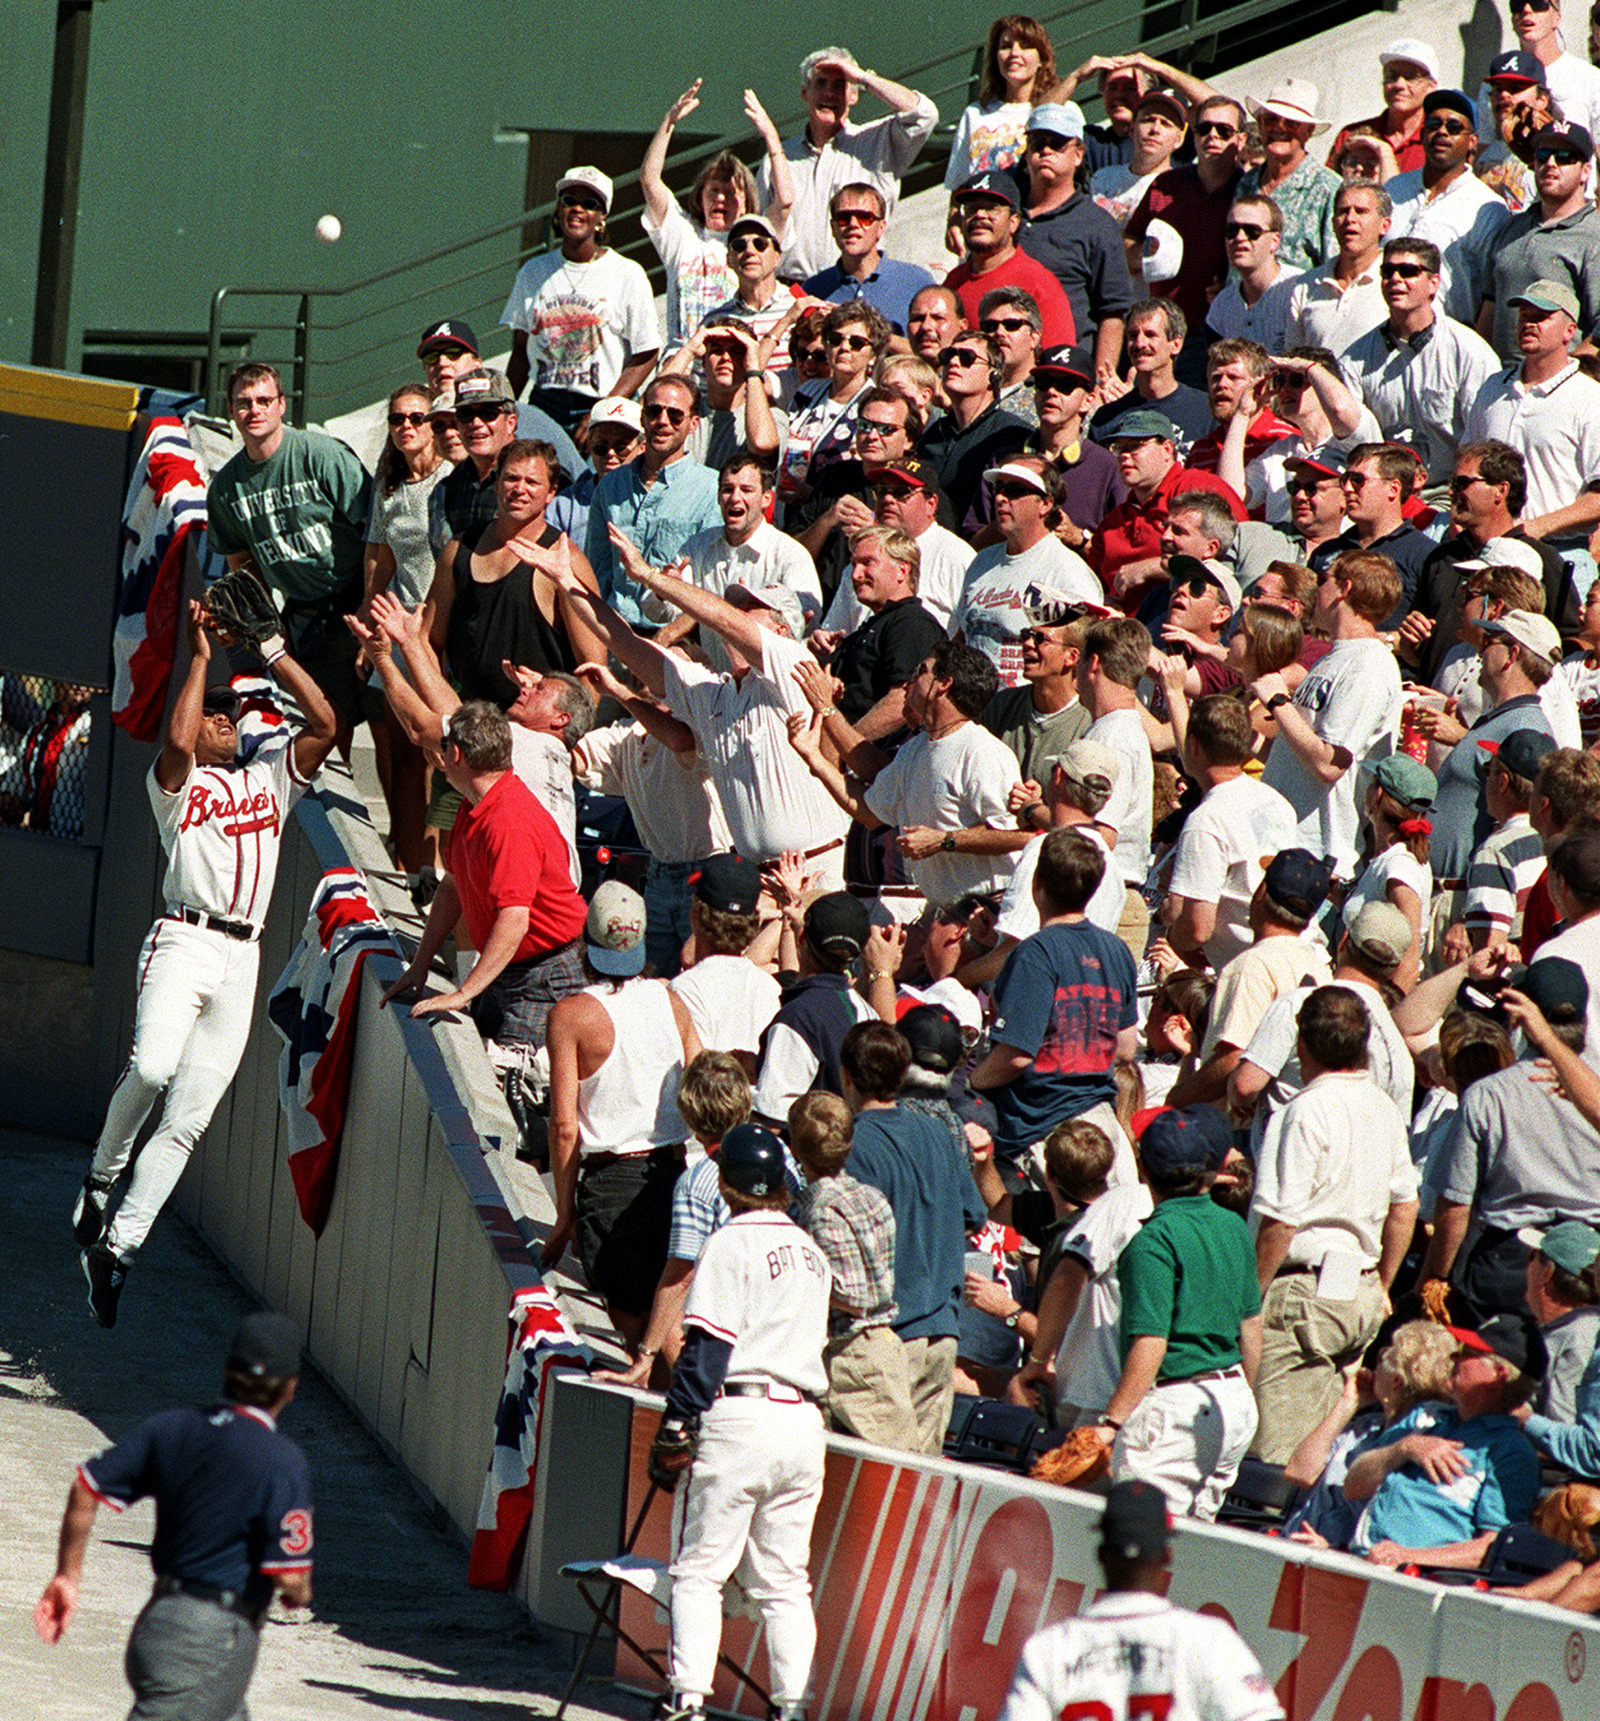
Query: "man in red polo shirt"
1186 339 1297 481
945 172 1077 347
382 701 587 1060
1087 408 1245 610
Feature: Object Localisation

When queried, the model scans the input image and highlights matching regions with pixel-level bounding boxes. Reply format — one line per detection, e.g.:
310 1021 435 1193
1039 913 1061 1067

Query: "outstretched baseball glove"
647 1419 699 1492
1418 1277 1457 1326
1030 1425 1111 1489
205 565 285 656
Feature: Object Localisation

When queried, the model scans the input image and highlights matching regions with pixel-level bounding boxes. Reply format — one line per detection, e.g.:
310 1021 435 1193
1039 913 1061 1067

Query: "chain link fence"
0 674 100 842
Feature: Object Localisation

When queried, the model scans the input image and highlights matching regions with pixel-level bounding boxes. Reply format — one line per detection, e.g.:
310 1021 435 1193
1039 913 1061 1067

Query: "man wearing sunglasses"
1386 90 1509 326
1477 121 1600 359
1343 238 1500 496
1284 454 1350 569
946 170 1077 348
1127 96 1246 383
1205 196 1302 354
802 182 935 333
919 331 1031 538
980 286 1045 423
585 375 721 631
1311 444 1435 621
502 166 660 434
708 213 805 360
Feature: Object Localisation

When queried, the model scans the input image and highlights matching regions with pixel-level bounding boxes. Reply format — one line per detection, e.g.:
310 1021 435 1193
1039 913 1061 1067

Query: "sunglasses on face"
1195 120 1238 138
591 435 636 456
1021 626 1066 644
644 403 688 426
1535 148 1584 165
1169 571 1215 596
429 417 457 431
1381 261 1427 279
827 331 873 350
982 316 1033 333
939 346 988 368
1341 472 1376 490
1423 115 1471 135
1450 473 1491 495
871 482 920 501
1225 221 1268 240
457 405 507 423
1285 477 1333 495
388 411 429 427
992 479 1042 500
559 193 605 213
856 418 902 440
730 234 775 252
1515 0 1556 11
832 208 881 226
799 346 828 364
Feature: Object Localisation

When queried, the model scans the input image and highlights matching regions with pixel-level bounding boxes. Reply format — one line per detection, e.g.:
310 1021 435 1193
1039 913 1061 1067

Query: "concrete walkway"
0 1126 639 1721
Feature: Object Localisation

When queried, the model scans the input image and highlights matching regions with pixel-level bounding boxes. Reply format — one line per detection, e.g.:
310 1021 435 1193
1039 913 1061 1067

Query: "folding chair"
1217 1458 1303 1530
942 1397 1047 1474
555 1485 774 1721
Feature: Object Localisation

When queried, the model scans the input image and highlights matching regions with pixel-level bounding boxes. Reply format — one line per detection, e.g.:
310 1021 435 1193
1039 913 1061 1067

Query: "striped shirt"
1463 813 1546 939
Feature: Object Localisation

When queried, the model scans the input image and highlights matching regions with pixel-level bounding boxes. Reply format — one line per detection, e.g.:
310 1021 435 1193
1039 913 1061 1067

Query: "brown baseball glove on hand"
647 1419 698 1492
1418 1278 1457 1325
1031 1425 1112 1488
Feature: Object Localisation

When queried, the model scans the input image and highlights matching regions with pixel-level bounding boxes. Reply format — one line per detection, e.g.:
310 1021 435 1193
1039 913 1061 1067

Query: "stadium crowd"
193 8 1600 1616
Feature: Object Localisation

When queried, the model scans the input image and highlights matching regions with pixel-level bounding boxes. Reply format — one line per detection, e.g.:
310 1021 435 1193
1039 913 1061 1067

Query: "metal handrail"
205 0 1383 418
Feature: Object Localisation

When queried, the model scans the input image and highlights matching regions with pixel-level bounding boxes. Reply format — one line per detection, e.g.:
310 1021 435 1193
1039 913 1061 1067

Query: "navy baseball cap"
1100 1481 1172 1560
804 891 870 962
1138 1105 1231 1178
1286 449 1346 480
202 684 241 717
1487 50 1545 85
1032 344 1095 388
1478 727 1559 781
955 171 1021 211
1520 955 1589 1024
1263 849 1334 920
417 318 479 356
229 1310 301 1379
692 853 762 915
1453 1312 1548 1381
1423 89 1476 124
899 1004 964 1074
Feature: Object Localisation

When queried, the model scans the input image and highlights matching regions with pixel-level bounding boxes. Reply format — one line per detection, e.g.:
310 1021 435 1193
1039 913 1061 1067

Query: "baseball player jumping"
998 1480 1285 1721
647 1123 831 1721
73 591 337 1327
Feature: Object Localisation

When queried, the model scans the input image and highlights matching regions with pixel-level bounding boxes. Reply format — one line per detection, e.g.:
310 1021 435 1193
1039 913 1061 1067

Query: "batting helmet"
717 1123 786 1198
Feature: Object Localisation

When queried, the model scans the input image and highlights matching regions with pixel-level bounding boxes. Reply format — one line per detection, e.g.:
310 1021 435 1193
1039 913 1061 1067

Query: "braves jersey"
684 1209 831 1400
80 1402 313 1604
999 1593 1283 1721
149 732 309 928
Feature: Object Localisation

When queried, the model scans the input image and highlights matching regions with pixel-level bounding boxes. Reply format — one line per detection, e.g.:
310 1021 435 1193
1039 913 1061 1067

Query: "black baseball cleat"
83 1245 127 1329
72 1175 112 1248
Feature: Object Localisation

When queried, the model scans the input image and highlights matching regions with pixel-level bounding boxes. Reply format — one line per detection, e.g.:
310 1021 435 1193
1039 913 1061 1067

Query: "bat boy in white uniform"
74 599 337 1328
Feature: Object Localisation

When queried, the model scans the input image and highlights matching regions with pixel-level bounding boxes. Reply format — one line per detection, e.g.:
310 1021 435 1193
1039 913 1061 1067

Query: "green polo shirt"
1117 1193 1260 1382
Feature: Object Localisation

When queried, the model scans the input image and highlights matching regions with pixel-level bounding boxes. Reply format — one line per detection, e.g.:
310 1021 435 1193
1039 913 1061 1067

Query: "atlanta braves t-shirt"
987 919 1137 1160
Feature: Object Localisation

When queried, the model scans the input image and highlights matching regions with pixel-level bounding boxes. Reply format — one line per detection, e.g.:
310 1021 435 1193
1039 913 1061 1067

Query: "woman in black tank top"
428 439 607 707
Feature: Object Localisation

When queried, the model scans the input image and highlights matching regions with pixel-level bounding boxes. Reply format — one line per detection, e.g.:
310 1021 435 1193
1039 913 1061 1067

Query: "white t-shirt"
574 720 730 865
671 953 782 1059
999 1594 1283 1721
664 628 849 863
1168 773 1300 968
945 100 1033 189
996 823 1124 941
953 535 1101 688
150 733 309 930
500 247 660 400
684 1208 831 1398
510 725 579 886
1091 162 1164 231
1536 913 1600 1073
1086 706 1154 887
1052 1182 1153 1415
863 721 1021 902
1260 636 1401 879
666 521 823 675
1205 267 1303 353
1553 650 1600 749
640 200 738 347
1342 845 1433 948
1252 1069 1419 1269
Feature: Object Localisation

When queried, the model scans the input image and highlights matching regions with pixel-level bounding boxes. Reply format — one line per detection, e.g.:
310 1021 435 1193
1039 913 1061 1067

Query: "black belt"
1273 1262 1379 1280
169 905 259 943
153 1574 265 1625
499 937 580 975
718 1380 816 1404
581 1142 684 1174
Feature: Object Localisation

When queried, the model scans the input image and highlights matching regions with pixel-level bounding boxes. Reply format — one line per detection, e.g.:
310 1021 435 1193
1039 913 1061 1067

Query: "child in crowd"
791 1090 918 1451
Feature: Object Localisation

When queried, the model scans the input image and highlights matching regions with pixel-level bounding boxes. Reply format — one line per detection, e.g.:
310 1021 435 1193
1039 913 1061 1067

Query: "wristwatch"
1003 1308 1022 1330
1266 691 1291 711
941 833 958 852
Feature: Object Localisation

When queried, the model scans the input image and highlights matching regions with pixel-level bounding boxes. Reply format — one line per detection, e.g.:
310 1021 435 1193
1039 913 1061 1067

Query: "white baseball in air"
315 214 342 243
